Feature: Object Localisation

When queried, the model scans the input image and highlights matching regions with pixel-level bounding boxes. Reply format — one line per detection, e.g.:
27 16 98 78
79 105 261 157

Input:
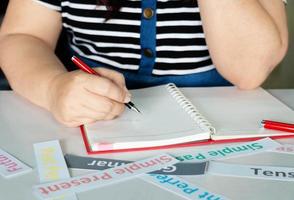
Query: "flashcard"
0 148 32 178
64 154 207 176
33 154 178 199
207 161 294 182
34 140 78 200
144 174 229 200
175 138 280 162
271 144 294 155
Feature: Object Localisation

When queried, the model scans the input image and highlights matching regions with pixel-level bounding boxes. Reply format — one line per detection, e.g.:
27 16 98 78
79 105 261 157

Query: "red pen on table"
261 120 294 133
71 56 141 113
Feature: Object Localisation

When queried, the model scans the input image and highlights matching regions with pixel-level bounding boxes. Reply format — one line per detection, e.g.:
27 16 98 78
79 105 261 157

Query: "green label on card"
174 138 280 162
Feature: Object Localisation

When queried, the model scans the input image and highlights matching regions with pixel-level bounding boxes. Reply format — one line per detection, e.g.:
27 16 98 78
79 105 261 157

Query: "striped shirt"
34 0 215 76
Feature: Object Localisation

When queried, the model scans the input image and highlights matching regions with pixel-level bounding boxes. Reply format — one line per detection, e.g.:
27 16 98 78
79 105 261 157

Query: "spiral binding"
166 83 216 134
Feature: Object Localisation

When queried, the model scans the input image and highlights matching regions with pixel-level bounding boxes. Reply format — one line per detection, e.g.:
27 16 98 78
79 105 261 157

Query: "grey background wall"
263 2 294 88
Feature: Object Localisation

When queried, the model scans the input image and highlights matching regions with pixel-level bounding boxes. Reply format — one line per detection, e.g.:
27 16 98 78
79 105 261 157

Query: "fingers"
81 92 125 117
93 67 126 88
62 118 96 128
58 94 124 127
85 74 131 103
93 67 131 99
78 109 118 122
56 105 121 127
75 104 123 121
48 69 128 127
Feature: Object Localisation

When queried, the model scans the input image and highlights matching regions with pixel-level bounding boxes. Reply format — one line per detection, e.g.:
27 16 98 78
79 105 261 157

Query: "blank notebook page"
85 85 210 150
182 87 294 140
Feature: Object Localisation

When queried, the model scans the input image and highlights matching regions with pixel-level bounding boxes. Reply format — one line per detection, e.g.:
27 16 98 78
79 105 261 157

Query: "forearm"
0 34 67 109
198 0 288 89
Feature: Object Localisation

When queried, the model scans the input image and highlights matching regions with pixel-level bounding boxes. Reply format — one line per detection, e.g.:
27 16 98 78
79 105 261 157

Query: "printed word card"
175 138 280 162
144 174 229 200
34 140 78 200
64 154 207 176
0 148 32 178
33 154 178 199
207 161 294 182
271 144 294 155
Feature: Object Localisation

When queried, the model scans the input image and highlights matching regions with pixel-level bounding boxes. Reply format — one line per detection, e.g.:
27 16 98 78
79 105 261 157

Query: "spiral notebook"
81 83 294 154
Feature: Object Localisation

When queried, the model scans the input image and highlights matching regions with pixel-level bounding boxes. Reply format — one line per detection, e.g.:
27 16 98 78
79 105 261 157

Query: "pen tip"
127 102 141 113
131 105 141 113
133 106 141 114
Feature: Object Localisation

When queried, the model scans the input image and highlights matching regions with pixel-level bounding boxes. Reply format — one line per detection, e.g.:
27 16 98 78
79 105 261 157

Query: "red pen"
71 56 141 113
261 120 294 133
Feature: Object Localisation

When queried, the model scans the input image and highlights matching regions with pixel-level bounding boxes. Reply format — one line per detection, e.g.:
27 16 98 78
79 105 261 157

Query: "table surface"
0 89 294 200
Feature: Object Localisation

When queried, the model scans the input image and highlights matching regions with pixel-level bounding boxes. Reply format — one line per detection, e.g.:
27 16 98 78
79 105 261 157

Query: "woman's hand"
47 68 130 127
0 0 128 127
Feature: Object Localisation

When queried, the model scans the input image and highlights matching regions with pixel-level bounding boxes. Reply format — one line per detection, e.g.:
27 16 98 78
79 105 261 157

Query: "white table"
0 89 293 200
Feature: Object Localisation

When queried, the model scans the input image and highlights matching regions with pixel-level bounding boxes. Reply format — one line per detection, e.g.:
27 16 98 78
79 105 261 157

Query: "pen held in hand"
71 56 141 114
261 120 294 133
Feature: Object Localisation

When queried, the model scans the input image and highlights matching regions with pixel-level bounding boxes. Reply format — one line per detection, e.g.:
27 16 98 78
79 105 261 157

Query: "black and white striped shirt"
35 0 215 75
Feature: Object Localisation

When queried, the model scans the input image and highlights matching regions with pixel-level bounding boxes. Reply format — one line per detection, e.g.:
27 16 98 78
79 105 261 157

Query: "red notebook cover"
80 125 294 155
78 85 294 154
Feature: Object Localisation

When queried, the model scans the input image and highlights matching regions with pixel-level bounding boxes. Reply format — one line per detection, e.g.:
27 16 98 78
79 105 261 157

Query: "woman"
0 0 288 126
